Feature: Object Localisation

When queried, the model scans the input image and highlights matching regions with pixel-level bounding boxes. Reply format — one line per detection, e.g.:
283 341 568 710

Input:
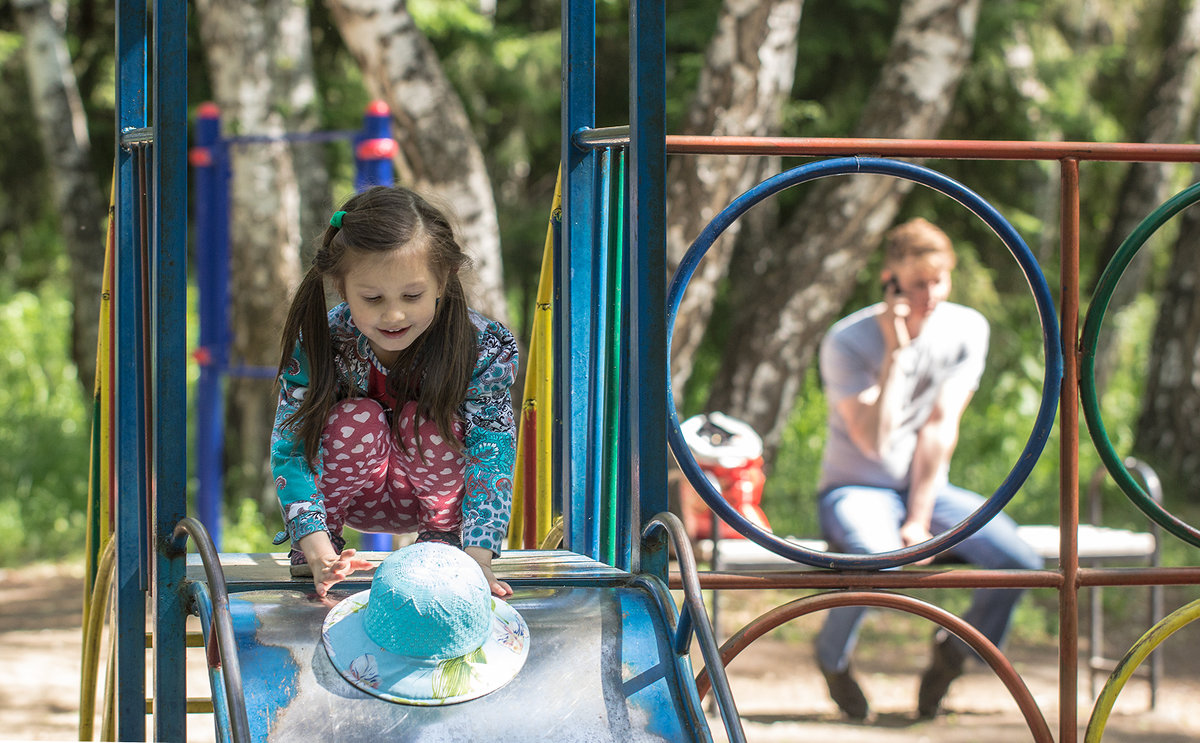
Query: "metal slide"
190 551 713 742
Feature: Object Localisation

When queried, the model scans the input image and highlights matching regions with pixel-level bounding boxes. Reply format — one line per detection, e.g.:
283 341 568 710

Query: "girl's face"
337 245 443 367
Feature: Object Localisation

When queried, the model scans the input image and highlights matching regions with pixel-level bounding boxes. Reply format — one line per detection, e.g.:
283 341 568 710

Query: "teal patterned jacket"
270 304 518 555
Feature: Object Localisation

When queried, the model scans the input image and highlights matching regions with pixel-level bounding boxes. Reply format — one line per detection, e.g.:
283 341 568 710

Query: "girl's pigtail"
278 263 338 469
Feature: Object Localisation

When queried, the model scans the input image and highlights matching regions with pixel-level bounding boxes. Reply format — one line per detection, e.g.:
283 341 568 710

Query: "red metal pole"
1059 157 1082 743
673 568 1061 590
661 135 1200 162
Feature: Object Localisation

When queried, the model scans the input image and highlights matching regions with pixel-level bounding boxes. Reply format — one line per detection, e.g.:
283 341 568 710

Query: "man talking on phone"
813 217 1042 720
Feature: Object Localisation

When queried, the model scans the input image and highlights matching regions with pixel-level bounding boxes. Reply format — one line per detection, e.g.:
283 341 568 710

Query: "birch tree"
708 0 982 459
1132 0 1200 491
192 0 325 506
1093 0 1200 394
324 0 509 325
666 0 804 397
1135 188 1200 491
13 0 105 390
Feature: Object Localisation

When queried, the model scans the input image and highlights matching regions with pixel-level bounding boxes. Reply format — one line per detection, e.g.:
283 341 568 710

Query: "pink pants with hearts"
318 398 466 537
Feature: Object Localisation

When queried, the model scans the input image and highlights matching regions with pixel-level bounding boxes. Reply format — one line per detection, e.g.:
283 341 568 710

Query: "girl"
270 186 517 599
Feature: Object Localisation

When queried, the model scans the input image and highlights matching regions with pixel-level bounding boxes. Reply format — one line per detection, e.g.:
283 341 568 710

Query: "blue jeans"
814 483 1043 673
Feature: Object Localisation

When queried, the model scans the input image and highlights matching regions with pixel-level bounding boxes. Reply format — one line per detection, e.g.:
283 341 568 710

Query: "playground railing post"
190 100 397 552
355 100 398 190
191 102 228 551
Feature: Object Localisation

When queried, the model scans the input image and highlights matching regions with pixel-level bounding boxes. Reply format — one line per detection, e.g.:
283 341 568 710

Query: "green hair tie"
330 210 347 229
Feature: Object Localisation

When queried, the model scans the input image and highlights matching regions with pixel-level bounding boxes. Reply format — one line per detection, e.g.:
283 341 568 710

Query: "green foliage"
0 279 90 567
3 0 1195 580
218 497 278 554
761 368 827 539
786 0 901 137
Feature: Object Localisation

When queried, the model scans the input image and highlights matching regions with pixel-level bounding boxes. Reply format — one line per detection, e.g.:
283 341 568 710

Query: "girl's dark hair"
277 186 477 469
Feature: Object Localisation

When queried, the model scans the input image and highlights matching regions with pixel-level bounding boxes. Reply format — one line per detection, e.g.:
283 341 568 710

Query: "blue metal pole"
152 0 189 737
588 149 613 560
560 0 598 557
211 107 233 546
355 100 398 190
628 0 668 580
192 102 224 550
354 100 398 554
615 151 633 571
115 0 147 737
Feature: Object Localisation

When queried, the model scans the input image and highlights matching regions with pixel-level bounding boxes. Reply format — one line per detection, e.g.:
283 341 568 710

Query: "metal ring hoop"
666 156 1063 569
1080 181 1200 547
1084 597 1200 741
692 591 1053 743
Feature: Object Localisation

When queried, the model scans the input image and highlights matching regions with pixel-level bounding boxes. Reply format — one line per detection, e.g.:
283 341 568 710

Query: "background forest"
3 0 1200 567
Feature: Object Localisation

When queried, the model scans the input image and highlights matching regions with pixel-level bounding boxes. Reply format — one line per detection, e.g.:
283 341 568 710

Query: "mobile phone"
882 276 901 296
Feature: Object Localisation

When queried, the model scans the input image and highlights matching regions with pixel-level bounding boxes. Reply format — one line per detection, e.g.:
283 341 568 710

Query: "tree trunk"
1000 24 1063 263
193 0 323 509
666 0 804 399
1134 188 1200 492
1092 0 1200 394
324 0 509 325
709 0 981 461
13 0 106 391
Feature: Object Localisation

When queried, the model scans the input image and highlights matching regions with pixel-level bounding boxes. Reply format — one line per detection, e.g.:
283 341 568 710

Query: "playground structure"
85 1 1200 742
190 100 399 551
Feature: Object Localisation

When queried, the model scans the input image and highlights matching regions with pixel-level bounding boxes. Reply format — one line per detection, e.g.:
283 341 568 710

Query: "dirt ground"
3 561 1199 742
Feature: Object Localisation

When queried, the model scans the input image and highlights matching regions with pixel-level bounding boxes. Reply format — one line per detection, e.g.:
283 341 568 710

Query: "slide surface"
199 551 709 742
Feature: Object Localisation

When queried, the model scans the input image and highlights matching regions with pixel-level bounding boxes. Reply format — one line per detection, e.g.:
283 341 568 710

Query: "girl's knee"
320 398 393 470
396 401 465 444
326 398 388 427
322 398 389 443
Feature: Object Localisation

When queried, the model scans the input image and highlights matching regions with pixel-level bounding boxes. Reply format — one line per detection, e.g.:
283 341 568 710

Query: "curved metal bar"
1085 597 1200 742
643 512 746 743
78 538 116 740
673 602 695 657
695 591 1052 742
173 517 251 743
1080 181 1200 547
185 581 233 743
666 156 1062 569
628 573 717 739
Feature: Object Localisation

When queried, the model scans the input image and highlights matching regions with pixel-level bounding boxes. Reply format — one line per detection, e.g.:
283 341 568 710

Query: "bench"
692 520 1163 706
694 523 1157 566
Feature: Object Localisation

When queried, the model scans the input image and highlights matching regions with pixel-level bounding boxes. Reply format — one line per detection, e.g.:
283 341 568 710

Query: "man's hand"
899 519 932 548
465 545 513 598
879 276 913 352
899 519 934 565
299 532 373 597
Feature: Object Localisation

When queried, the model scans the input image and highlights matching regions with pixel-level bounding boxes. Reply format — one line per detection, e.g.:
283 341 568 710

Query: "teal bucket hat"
322 542 530 705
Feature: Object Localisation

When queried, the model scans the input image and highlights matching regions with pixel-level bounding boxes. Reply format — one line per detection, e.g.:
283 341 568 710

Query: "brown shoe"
917 635 966 718
821 664 869 720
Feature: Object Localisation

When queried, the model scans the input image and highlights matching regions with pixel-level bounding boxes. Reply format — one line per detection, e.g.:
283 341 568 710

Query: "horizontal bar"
120 126 155 146
674 564 1200 591
145 698 215 714
574 126 634 148
574 126 1200 163
1076 566 1200 587
672 568 1062 591
224 129 359 146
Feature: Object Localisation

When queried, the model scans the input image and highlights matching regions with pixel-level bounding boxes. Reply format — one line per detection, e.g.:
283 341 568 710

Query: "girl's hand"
465 545 513 598
299 532 373 597
312 548 374 597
